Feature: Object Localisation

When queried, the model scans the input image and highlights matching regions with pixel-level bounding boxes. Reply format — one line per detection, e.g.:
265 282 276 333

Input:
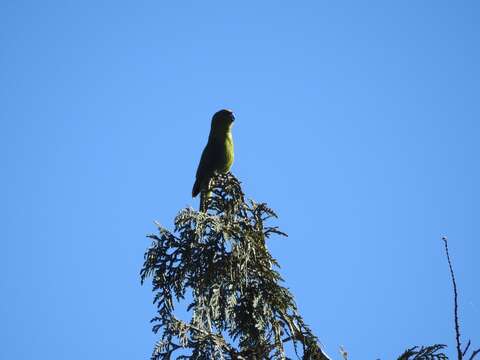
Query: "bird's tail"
193 178 212 212
199 191 207 212
192 178 201 198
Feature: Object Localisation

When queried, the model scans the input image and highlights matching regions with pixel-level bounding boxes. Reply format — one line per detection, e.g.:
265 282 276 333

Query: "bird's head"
211 109 235 134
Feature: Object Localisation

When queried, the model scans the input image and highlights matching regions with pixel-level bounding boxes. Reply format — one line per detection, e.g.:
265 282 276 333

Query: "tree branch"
442 236 463 360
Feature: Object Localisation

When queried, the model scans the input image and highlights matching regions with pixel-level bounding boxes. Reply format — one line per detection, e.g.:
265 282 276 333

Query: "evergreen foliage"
141 173 330 360
396 344 448 360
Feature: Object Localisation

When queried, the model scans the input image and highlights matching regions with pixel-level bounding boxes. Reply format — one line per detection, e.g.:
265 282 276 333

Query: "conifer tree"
141 173 331 360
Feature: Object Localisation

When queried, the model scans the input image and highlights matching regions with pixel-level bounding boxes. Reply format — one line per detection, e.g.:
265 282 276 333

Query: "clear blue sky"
1 1 479 359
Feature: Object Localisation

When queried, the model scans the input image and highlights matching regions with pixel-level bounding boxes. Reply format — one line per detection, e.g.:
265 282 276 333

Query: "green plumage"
192 110 235 210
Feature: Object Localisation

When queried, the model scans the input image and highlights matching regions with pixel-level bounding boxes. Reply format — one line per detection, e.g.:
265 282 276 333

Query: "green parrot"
192 109 235 211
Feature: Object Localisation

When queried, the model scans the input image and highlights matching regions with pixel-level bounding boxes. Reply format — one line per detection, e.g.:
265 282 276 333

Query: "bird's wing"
192 142 216 197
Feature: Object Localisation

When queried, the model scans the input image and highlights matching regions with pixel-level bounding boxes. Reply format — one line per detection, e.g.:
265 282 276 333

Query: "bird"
192 109 235 211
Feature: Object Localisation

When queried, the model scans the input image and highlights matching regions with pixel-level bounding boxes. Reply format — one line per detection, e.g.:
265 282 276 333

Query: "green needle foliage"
141 173 330 360
397 344 448 360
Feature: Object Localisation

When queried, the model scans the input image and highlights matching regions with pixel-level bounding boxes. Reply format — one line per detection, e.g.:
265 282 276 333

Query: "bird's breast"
222 133 234 172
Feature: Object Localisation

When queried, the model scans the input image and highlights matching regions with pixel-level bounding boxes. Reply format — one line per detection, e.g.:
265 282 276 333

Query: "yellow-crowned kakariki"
192 109 235 211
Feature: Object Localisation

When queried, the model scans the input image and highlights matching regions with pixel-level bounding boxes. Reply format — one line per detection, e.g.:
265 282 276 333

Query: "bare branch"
442 236 463 360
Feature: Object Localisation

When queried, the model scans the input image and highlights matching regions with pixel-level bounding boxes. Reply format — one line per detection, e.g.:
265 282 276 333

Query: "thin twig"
464 341 472 357
442 236 463 360
469 349 480 360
